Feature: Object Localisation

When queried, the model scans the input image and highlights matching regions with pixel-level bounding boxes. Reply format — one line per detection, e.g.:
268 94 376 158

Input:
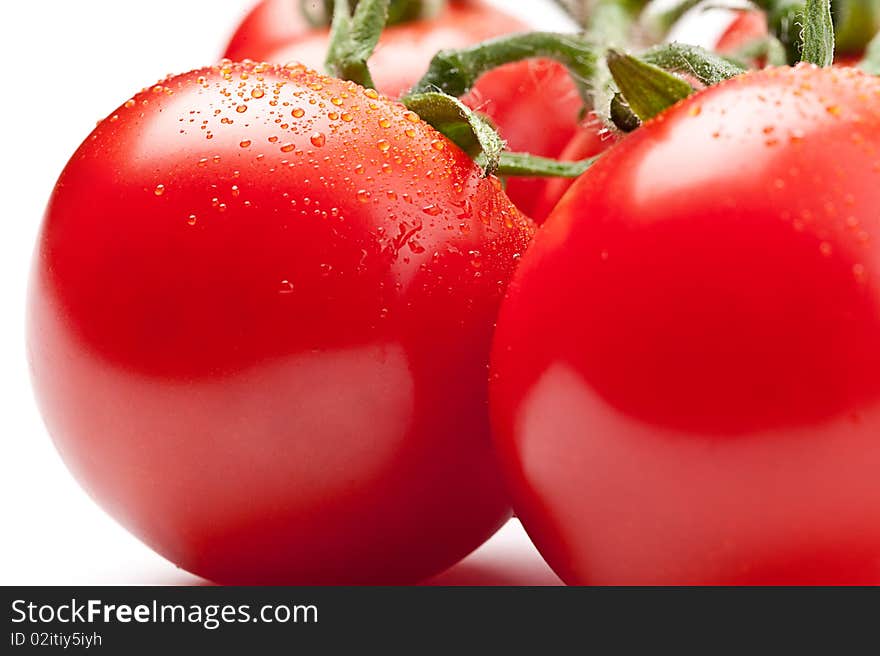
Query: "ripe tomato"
28 61 533 584
225 2 602 223
226 0 527 99
525 112 614 223
225 0 316 63
462 61 611 223
714 9 768 55
491 65 880 585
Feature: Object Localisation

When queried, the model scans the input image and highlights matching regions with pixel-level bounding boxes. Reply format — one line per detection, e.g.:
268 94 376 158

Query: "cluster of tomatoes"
26 0 880 585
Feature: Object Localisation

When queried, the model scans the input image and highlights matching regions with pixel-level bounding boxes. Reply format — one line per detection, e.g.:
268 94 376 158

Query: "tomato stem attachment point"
606 49 693 123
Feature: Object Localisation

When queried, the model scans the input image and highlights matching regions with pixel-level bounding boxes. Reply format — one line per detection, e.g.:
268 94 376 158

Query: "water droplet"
251 88 265 99
187 214 197 226
357 190 372 203
240 139 251 148
688 105 702 117
292 108 305 118
403 111 419 123
378 118 391 129
341 112 353 122
363 88 379 99
279 280 295 294
231 185 240 197
280 143 295 152
377 139 391 152
331 97 344 106
422 204 442 216
430 139 445 151
154 184 166 196
310 132 326 148
236 104 248 114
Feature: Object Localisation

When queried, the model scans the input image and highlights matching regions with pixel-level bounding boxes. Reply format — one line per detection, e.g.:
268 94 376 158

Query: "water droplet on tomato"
310 132 326 148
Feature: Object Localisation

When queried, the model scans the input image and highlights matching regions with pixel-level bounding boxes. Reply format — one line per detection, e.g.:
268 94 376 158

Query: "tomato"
224 0 315 63
28 61 533 584
462 61 611 223
491 65 880 585
525 112 614 223
715 9 768 55
226 0 527 99
225 2 602 222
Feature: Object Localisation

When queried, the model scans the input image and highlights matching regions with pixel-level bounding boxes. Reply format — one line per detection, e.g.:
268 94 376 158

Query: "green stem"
310 0 442 28
800 0 834 66
494 152 600 178
641 43 746 87
406 32 600 103
325 0 391 88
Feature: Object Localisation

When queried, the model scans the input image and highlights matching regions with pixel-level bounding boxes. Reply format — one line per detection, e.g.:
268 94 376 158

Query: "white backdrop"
0 0 727 585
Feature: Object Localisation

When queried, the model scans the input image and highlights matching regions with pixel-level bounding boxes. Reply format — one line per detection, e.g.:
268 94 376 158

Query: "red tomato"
224 0 315 63
715 9 768 55
526 112 614 222
226 2 601 223
28 61 533 584
462 60 610 223
491 65 880 585
227 0 527 99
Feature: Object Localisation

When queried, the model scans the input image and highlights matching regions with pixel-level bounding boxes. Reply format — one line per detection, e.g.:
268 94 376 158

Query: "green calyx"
605 45 745 130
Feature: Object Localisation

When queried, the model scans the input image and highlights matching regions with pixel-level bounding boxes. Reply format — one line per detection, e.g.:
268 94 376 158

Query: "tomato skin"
715 10 768 55
491 65 880 585
224 0 314 63
227 0 527 99
526 113 614 223
28 62 533 584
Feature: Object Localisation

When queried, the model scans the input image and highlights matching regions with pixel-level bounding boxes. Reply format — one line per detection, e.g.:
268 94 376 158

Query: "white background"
0 1 726 585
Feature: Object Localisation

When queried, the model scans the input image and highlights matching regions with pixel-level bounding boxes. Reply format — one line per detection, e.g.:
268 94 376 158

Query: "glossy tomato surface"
226 0 526 99
491 65 880 585
28 62 533 584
